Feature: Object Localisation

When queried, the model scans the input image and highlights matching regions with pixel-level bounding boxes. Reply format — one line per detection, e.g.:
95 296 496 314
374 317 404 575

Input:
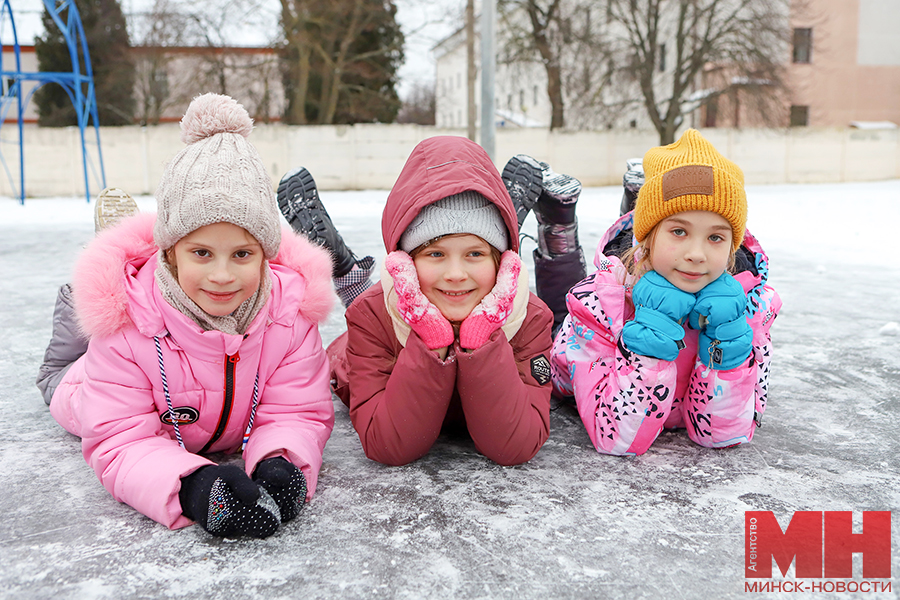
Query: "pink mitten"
459 250 521 349
385 251 455 350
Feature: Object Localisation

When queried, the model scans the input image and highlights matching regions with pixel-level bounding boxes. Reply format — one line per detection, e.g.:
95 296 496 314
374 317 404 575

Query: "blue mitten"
621 270 696 361
691 272 753 370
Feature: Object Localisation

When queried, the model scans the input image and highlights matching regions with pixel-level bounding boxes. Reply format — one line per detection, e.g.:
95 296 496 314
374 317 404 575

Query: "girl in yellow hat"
550 129 781 455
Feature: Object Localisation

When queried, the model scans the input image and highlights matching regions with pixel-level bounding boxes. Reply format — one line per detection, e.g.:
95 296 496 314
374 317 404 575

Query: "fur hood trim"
73 212 335 339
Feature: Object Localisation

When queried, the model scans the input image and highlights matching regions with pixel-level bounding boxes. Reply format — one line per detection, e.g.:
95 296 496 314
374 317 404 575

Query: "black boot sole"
501 156 544 229
276 167 356 277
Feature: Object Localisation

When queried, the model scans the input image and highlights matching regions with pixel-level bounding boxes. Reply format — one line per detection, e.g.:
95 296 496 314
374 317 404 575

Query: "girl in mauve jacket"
278 136 557 467
550 129 781 456
37 94 336 538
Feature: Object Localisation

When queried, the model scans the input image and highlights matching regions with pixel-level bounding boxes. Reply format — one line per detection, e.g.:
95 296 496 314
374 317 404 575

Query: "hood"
73 212 335 339
381 136 519 253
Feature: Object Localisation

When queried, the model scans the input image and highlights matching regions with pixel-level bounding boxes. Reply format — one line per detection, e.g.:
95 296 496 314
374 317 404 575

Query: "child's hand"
459 250 521 349
179 464 281 538
385 250 454 350
621 270 696 361
691 272 753 370
252 457 307 523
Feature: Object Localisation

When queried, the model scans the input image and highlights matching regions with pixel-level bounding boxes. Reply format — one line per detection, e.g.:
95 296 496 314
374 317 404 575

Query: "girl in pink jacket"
550 129 781 456
38 94 336 538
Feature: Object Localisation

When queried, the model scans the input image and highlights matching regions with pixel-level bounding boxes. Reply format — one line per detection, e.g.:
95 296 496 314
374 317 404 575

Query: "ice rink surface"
1 180 898 599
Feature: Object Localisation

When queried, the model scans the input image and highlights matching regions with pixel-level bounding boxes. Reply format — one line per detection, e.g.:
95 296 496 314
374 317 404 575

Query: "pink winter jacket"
50 213 337 529
550 213 781 456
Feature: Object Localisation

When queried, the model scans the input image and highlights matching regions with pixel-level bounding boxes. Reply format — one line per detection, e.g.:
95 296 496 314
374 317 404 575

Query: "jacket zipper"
200 352 239 453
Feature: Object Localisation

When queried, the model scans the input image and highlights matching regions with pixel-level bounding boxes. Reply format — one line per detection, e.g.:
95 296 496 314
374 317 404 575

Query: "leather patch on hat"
662 165 714 201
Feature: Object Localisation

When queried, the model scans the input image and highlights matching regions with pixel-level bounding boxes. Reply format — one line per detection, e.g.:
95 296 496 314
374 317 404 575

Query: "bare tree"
498 0 567 129
606 0 793 144
130 0 283 124
497 0 612 130
397 81 435 124
131 0 190 125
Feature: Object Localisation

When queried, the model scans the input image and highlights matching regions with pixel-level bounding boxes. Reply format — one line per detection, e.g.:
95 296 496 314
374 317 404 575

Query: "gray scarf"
154 249 271 336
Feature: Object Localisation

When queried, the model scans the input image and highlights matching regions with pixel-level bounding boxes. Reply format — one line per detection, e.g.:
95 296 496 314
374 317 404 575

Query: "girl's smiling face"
167 222 264 316
648 210 733 293
412 234 498 323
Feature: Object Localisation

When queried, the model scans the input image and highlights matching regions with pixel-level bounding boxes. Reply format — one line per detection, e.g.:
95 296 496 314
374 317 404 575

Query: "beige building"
1 44 40 122
786 0 900 127
0 44 283 124
435 0 900 131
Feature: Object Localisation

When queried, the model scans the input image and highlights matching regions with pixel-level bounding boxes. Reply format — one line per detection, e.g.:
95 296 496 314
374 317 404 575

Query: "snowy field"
1 180 898 599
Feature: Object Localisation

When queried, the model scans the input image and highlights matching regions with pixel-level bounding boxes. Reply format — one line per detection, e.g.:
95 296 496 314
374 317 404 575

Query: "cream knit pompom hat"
153 93 281 258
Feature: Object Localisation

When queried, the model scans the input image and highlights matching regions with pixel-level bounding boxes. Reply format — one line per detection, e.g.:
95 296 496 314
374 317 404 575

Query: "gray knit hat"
153 93 281 258
399 191 509 253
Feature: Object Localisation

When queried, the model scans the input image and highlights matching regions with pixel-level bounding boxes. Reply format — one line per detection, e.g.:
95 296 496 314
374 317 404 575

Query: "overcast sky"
3 0 463 99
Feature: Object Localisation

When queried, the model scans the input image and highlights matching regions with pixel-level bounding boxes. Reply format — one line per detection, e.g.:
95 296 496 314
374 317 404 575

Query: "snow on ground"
1 180 898 599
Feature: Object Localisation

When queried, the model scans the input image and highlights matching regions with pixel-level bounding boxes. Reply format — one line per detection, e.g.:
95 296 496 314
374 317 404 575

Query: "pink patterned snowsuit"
550 213 781 456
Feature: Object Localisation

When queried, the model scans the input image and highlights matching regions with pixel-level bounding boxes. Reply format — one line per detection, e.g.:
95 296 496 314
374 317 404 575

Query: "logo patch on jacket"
531 355 552 385
160 407 200 425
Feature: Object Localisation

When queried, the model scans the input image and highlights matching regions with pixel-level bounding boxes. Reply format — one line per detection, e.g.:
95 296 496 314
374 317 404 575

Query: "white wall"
1 124 897 198
858 0 900 65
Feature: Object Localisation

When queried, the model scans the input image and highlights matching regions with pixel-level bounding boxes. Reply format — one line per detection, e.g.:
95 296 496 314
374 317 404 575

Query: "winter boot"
534 163 582 227
619 158 644 216
94 187 139 233
36 283 89 405
532 163 586 331
277 167 357 278
501 154 544 229
534 162 583 256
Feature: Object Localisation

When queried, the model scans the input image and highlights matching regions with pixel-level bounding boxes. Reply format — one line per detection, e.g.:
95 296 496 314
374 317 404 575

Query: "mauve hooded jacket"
327 136 554 467
49 213 336 529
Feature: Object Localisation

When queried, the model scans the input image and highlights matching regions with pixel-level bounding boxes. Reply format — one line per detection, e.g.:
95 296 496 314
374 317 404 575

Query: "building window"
659 43 666 72
704 98 718 128
533 85 538 105
456 73 461 89
790 105 809 126
3 77 16 97
793 28 812 63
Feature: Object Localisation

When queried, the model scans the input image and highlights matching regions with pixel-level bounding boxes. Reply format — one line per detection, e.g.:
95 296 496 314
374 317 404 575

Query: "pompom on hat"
154 93 281 258
399 191 509 253
634 129 747 251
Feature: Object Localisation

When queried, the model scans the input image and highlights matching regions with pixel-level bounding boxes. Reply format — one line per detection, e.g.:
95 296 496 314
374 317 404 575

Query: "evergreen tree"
280 0 404 125
34 0 136 126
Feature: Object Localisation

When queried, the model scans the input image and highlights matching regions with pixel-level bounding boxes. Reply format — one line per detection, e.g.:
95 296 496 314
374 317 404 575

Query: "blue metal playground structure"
0 0 105 203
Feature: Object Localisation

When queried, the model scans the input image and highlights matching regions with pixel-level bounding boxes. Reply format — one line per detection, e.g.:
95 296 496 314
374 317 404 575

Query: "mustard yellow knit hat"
634 129 746 251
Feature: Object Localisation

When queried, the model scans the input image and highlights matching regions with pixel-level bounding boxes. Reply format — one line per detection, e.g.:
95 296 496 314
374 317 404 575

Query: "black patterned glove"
252 457 308 523
179 465 281 538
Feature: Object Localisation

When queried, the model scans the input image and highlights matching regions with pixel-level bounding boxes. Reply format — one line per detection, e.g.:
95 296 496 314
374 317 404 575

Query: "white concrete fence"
2 123 898 198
